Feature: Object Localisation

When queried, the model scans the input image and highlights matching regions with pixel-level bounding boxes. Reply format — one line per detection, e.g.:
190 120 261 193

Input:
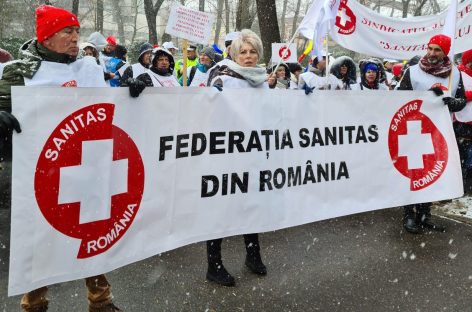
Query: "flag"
298 0 341 60
442 0 458 58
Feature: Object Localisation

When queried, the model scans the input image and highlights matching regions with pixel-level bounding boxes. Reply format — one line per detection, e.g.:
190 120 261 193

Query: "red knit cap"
36 5 80 44
0 48 12 63
428 34 451 55
392 63 403 76
106 36 117 46
462 49 472 66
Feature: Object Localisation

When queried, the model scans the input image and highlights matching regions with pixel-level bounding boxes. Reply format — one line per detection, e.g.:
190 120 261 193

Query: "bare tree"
130 0 140 43
71 0 79 16
291 0 302 37
280 0 289 41
224 0 230 33
214 0 224 43
144 0 166 44
256 0 281 63
96 0 103 32
111 1 125 44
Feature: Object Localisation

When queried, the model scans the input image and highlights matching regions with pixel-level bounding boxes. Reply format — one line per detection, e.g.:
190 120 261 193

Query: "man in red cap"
0 5 121 312
397 34 467 234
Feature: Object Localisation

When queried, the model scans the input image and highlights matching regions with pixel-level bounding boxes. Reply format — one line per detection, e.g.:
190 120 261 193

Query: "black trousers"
207 233 259 264
403 202 432 218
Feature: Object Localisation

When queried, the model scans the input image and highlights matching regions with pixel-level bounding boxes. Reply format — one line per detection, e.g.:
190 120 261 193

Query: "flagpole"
325 33 329 88
272 30 300 77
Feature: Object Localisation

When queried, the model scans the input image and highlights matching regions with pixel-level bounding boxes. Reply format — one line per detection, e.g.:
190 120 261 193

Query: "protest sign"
165 4 215 45
9 87 462 295
271 43 298 63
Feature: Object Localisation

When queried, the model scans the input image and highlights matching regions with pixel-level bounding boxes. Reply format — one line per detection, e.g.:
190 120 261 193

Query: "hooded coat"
121 43 153 86
136 48 180 87
267 63 291 89
330 56 357 90
351 59 389 90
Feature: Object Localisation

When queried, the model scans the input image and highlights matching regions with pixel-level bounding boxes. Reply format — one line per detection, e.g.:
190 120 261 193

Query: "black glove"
128 78 146 98
443 97 466 112
0 111 21 136
302 84 315 95
430 86 444 96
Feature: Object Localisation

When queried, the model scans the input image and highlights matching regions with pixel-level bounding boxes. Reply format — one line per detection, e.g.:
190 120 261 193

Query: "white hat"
80 42 97 51
224 32 241 43
163 41 178 51
383 58 398 63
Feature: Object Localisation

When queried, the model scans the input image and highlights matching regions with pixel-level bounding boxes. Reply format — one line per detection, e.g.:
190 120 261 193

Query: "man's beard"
188 55 197 61
428 56 443 65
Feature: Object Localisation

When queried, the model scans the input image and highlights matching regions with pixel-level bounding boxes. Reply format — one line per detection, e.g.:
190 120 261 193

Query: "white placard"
271 43 298 63
165 4 215 45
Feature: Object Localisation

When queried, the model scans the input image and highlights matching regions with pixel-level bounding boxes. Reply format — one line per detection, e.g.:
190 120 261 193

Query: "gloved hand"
128 78 146 98
214 85 223 92
430 86 444 96
0 111 21 136
443 97 466 112
302 84 315 95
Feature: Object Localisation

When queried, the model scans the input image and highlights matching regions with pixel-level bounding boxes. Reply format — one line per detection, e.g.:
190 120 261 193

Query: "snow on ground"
432 195 472 221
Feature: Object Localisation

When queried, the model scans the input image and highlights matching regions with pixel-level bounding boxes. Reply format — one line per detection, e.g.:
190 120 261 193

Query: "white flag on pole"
443 0 458 58
298 0 341 60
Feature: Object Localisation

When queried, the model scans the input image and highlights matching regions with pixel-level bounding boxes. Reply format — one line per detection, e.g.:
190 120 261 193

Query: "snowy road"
2 200 472 311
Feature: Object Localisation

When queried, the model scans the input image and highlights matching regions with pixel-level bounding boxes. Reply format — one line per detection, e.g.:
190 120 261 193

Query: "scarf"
419 56 452 78
222 60 267 87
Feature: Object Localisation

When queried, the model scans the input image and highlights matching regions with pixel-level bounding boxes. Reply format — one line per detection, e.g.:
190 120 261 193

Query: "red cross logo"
278 46 292 61
34 104 145 259
335 0 356 35
388 99 448 191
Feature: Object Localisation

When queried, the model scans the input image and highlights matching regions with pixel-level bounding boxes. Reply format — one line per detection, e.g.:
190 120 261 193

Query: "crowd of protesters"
0 4 472 311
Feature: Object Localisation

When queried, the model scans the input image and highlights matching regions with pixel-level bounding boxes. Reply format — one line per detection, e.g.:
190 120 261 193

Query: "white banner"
9 87 463 295
299 0 472 59
271 43 298 63
165 4 215 45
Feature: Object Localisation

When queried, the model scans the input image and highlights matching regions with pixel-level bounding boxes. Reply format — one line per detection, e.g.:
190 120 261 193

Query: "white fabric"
0 63 4 80
386 71 394 85
350 82 389 90
187 67 209 87
210 75 269 89
147 70 180 87
462 71 472 90
24 56 106 87
163 42 179 51
299 72 343 90
9 87 463 295
299 0 472 59
131 63 148 79
408 64 461 96
117 62 130 77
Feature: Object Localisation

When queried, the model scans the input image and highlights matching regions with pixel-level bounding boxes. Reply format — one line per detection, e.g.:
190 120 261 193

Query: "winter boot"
403 205 420 234
206 262 236 287
416 203 446 232
206 239 235 286
244 234 267 275
417 213 446 232
88 303 122 312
